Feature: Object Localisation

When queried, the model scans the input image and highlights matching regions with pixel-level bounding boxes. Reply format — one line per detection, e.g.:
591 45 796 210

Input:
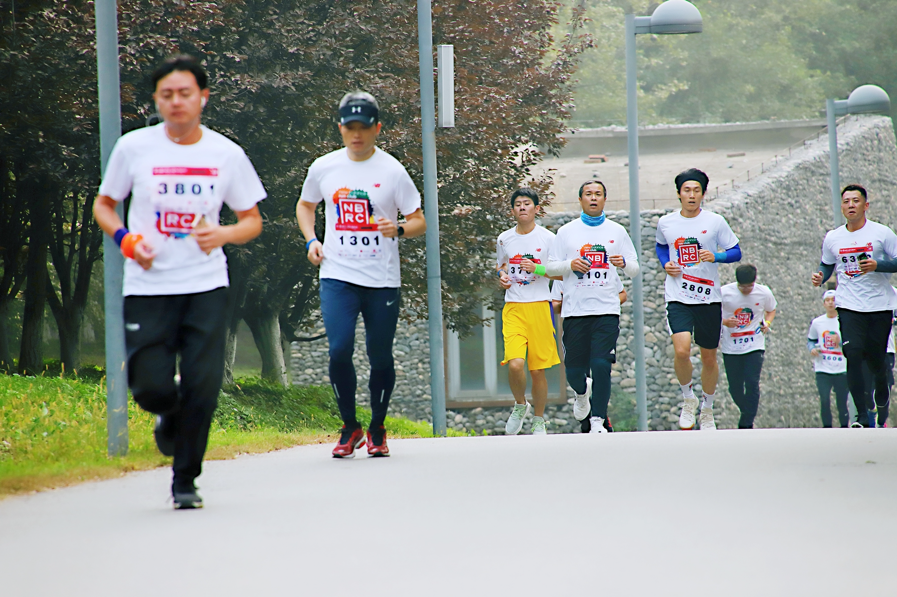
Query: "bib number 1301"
336 233 383 259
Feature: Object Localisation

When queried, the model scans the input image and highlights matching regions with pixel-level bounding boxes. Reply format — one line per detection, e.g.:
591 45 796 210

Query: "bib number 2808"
680 273 713 302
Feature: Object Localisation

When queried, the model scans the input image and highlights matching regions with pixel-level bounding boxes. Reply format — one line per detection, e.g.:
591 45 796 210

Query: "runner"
860 285 897 426
551 279 626 433
808 290 849 428
655 168 741 430
496 188 560 435
92 55 266 509
546 180 639 433
812 184 897 428
719 264 777 429
296 91 426 457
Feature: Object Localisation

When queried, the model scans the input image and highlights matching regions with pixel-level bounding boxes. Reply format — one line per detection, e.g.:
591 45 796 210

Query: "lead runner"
93 55 266 508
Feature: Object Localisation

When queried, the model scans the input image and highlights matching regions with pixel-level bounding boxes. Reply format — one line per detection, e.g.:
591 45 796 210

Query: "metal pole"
95 0 128 456
826 99 843 228
417 0 447 436
625 14 648 432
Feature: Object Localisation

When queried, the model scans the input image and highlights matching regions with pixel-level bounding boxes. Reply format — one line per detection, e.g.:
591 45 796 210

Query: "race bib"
839 244 872 278
333 187 384 259
508 254 539 286
679 273 714 302
152 167 218 239
574 244 611 288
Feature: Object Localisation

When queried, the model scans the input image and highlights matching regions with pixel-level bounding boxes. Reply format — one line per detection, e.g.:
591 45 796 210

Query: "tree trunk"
18 258 48 376
18 179 50 376
223 323 238 386
57 311 82 374
0 301 12 372
245 310 288 387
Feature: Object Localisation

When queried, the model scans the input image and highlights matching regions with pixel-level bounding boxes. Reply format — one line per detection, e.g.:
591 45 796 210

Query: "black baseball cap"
339 91 379 126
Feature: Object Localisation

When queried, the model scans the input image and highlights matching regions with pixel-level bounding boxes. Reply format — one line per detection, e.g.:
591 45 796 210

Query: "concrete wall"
291 115 897 433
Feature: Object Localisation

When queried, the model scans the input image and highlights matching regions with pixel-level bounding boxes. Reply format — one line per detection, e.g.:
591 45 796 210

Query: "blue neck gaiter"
580 211 605 227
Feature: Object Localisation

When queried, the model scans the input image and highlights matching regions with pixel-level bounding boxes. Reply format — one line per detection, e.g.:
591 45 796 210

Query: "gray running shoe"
505 402 531 435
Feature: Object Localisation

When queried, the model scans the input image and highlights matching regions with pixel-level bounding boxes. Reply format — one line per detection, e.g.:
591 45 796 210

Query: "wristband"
120 233 143 260
113 227 129 247
534 264 546 277
496 269 504 278
764 320 771 328
305 238 317 251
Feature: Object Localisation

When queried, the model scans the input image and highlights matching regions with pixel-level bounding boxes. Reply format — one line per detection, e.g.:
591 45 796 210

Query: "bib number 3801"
680 273 713 302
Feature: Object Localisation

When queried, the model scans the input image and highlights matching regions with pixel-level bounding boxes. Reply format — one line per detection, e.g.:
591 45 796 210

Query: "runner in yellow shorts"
497 188 560 435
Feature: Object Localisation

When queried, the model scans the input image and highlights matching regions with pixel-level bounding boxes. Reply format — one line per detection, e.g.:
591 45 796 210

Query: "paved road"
1 429 896 596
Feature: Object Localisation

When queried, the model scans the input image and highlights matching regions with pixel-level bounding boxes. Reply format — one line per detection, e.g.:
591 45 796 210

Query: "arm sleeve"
818 262 835 283
656 243 670 267
619 232 640 278
622 257 639 278
545 260 573 277
712 244 742 264
495 238 506 270
876 258 897 273
807 340 817 352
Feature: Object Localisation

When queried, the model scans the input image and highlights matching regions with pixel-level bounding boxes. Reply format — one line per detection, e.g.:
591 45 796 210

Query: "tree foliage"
563 0 896 126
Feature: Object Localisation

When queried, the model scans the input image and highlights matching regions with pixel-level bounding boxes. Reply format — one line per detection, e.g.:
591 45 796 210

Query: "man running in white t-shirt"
551 279 626 433
93 56 266 509
297 92 426 457
860 286 897 426
546 181 639 432
496 188 560 435
812 184 897 428
808 290 849 428
655 168 741 430
719 264 777 429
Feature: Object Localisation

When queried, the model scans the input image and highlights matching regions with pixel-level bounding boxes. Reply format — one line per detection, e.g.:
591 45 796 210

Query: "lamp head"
846 85 891 115
650 0 702 34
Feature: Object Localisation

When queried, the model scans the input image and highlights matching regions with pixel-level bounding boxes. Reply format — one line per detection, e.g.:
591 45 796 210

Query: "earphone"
154 101 160 113
201 97 207 108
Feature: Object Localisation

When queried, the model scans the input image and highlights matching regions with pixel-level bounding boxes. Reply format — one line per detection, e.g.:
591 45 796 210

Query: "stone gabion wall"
292 115 897 433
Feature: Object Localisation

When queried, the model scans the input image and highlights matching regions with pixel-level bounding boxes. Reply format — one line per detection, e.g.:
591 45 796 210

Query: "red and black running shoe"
366 425 390 457
332 425 365 458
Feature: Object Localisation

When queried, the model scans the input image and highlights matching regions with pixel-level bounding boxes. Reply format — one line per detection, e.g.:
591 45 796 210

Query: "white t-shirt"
300 147 421 288
551 218 638 318
98 124 266 296
496 225 555 303
719 283 777 355
821 220 897 312
808 314 846 374
550 278 623 304
655 209 739 305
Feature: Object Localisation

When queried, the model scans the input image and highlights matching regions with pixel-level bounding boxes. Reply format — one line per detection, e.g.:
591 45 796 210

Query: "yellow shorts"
501 301 561 370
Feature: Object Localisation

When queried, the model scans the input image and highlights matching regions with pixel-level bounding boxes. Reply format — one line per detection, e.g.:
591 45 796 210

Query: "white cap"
823 289 837 300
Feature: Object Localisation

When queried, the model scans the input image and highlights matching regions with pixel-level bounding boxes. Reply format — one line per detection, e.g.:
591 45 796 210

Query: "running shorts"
666 301 722 349
501 301 561 370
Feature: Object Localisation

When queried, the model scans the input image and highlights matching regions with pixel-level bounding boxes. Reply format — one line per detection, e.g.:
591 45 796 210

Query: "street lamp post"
626 0 702 431
826 85 891 227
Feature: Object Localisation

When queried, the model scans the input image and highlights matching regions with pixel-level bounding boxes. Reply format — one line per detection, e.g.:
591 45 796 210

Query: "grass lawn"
0 371 453 500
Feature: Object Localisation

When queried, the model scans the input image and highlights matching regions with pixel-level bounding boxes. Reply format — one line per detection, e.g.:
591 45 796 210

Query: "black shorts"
666 301 722 350
837 308 892 360
562 314 620 367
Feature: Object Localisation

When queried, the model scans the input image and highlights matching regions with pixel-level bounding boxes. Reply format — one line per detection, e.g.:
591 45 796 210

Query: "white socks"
680 383 696 401
702 392 715 410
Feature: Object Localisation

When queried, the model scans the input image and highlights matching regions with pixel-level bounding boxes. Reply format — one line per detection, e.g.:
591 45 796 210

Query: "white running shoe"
573 377 593 421
679 396 699 430
531 416 548 435
699 407 717 431
505 402 531 435
589 416 607 433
